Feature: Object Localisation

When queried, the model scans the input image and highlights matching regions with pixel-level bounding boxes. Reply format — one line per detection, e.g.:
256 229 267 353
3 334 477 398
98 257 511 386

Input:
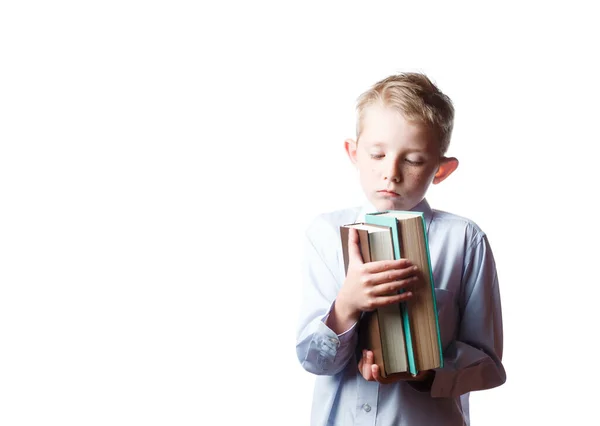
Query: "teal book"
365 210 444 374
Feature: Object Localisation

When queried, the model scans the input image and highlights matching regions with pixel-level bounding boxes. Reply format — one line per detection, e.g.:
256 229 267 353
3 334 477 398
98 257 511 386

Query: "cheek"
406 168 434 185
403 167 421 179
358 169 378 187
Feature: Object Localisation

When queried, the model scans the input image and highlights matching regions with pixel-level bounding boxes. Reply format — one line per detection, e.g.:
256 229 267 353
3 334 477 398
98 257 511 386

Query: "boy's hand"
332 227 418 329
358 350 434 385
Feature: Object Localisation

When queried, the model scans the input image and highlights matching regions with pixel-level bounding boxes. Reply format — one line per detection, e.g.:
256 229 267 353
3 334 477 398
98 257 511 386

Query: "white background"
1 1 599 425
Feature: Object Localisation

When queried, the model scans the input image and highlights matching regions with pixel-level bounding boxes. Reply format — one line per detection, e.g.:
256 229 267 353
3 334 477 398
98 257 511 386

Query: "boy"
295 73 506 425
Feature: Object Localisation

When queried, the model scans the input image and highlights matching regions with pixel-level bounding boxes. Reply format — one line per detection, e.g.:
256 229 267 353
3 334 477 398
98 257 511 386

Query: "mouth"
377 190 400 197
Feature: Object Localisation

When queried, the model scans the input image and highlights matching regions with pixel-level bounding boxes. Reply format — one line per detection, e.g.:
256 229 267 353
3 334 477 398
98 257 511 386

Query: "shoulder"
430 208 487 248
305 206 362 240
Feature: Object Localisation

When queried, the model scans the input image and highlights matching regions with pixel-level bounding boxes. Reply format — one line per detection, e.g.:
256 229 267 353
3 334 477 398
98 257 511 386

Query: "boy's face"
346 103 457 212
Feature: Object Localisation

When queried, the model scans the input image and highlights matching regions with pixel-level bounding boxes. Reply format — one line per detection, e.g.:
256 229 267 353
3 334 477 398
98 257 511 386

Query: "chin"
371 199 397 212
371 196 414 212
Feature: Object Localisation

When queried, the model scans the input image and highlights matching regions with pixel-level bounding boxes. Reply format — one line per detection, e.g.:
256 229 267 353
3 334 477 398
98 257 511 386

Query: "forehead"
359 103 439 151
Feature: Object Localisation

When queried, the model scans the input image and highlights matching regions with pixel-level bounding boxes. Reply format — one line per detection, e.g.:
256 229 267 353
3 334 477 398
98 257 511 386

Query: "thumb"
347 227 364 265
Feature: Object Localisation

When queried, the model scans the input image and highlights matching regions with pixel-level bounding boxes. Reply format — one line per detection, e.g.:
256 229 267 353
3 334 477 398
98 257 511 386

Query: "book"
365 211 443 373
340 223 409 378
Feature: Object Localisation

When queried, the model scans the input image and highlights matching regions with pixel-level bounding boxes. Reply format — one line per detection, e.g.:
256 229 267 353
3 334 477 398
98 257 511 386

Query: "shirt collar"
356 198 434 231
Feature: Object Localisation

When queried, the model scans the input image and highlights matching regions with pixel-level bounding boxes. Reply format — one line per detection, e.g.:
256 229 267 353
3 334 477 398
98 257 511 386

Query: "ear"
433 157 459 184
344 138 358 165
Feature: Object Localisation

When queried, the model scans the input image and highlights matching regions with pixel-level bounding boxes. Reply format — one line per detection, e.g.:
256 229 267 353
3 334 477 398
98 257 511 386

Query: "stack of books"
340 211 443 378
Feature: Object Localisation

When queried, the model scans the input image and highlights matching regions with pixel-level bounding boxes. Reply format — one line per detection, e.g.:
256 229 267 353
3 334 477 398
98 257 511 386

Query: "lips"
378 190 399 196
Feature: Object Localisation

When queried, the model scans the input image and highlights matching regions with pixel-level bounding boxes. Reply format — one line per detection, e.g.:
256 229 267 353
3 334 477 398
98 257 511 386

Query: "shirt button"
362 403 371 412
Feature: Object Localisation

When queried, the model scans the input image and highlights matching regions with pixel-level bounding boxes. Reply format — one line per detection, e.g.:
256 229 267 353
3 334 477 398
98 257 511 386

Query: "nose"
383 157 401 183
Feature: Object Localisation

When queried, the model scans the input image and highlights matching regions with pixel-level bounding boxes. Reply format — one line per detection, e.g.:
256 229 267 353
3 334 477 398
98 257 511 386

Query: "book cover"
365 210 444 373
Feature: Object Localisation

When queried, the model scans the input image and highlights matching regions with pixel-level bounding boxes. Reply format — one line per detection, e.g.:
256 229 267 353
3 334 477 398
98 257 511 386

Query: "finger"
366 350 374 366
364 351 375 381
347 228 364 265
368 291 414 309
367 264 419 286
370 276 418 297
371 363 382 382
363 258 414 274
359 350 374 381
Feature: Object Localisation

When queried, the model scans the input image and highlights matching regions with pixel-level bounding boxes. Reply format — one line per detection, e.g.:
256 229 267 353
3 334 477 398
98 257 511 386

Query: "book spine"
364 213 417 376
420 215 444 368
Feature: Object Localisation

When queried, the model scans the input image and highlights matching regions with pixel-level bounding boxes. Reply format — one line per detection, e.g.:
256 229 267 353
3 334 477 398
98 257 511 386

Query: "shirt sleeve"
295 217 359 376
430 233 507 398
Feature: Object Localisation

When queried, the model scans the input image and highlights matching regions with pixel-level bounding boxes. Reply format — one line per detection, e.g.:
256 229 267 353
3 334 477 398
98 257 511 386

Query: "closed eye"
370 154 384 160
405 159 424 165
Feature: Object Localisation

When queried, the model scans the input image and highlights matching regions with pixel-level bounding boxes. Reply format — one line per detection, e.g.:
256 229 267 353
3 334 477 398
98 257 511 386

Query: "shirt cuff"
321 307 359 343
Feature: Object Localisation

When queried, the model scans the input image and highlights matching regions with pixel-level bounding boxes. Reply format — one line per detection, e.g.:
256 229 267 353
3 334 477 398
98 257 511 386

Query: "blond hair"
356 73 454 155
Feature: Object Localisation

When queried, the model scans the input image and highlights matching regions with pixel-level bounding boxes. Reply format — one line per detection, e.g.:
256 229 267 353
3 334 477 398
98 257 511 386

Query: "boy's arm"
295 218 359 376
429 234 506 397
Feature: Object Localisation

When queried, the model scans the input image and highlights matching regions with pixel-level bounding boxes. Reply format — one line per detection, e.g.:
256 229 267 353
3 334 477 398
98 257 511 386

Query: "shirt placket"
354 378 378 426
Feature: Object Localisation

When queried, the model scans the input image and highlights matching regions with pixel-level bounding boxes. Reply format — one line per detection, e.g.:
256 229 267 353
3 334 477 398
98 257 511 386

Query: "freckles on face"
354 103 443 209
404 167 428 181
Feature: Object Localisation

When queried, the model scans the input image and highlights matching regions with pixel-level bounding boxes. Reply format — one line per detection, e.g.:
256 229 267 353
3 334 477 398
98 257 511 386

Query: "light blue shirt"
296 199 506 425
